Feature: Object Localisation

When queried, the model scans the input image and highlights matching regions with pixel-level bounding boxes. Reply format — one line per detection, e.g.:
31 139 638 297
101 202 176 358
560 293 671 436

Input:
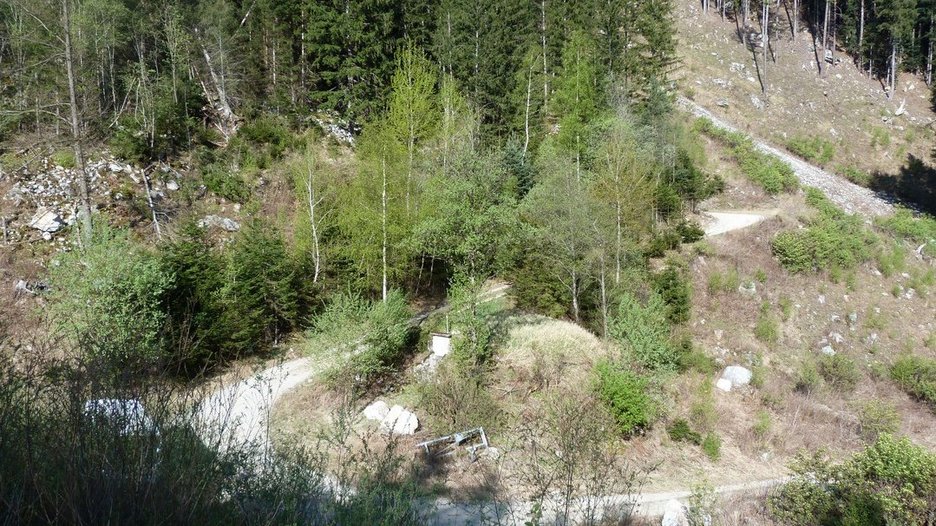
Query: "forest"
2 0 936 525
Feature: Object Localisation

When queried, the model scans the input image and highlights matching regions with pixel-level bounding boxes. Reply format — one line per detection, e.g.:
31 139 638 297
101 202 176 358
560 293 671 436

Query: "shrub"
875 243 907 277
695 119 798 194
653 266 692 324
778 295 793 321
890 355 936 411
677 339 717 374
772 190 877 273
49 221 173 369
701 433 721 461
857 400 900 442
755 315 779 345
314 291 412 388
447 276 495 369
876 207 936 258
609 293 677 371
837 165 872 186
202 164 251 203
667 418 702 445
594 362 656 436
786 135 835 166
690 382 718 432
676 220 706 243
707 267 740 295
753 409 771 439
417 363 503 433
50 149 76 168
794 361 821 394
818 353 860 392
646 228 682 257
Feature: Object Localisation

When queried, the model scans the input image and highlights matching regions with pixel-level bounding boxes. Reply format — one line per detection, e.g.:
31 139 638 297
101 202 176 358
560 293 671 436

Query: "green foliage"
694 118 798 194
653 266 692 324
677 338 717 374
890 355 936 411
755 314 779 345
110 78 205 162
753 409 772 438
875 243 907 277
447 276 495 370
818 353 861 392
667 418 702 445
594 362 656 436
676 220 706 243
687 479 718 526
690 382 718 432
772 190 877 273
871 127 891 149
794 360 821 395
201 164 251 203
857 400 901 442
50 149 76 168
417 362 503 434
770 435 936 526
315 291 412 388
701 432 721 461
786 135 835 166
49 221 173 369
876 207 936 258
707 267 740 294
836 165 872 186
610 292 677 371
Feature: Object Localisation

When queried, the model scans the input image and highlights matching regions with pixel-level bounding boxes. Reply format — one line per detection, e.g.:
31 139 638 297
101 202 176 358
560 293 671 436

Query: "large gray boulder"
661 499 688 526
380 405 418 435
28 207 64 233
198 215 240 232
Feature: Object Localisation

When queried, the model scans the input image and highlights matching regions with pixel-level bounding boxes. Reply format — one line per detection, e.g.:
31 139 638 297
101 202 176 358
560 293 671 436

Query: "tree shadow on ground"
869 154 936 215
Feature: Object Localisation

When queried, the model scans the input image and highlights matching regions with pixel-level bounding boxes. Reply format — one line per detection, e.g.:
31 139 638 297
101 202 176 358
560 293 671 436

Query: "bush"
837 165 871 186
667 418 702 445
695 119 798 194
676 220 706 243
769 435 936 526
313 291 412 388
817 353 860 392
772 190 877 273
755 314 779 345
653 266 692 324
594 362 656 436
701 432 721 461
646 228 682 257
50 149 76 168
753 410 772 439
417 363 503 433
707 267 740 294
609 293 677 371
876 207 936 258
202 164 251 203
794 361 821 394
787 135 835 166
49 221 173 369
857 400 900 442
890 355 936 411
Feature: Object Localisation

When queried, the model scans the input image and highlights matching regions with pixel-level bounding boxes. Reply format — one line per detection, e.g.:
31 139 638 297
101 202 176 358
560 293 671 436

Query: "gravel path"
678 97 896 218
704 210 771 236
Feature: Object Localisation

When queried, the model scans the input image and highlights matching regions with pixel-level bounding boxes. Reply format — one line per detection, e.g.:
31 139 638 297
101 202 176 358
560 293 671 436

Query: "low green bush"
772 189 877 273
653 266 692 324
417 362 503 434
610 293 677 371
857 400 900 442
202 164 251 203
876 207 936 258
836 165 872 186
769 435 936 526
753 409 771 438
701 432 721 461
594 361 656 436
667 419 702 445
794 360 821 394
707 267 740 294
818 353 860 392
695 118 798 194
50 149 76 168
890 355 936 411
755 315 779 345
786 135 835 166
676 220 706 243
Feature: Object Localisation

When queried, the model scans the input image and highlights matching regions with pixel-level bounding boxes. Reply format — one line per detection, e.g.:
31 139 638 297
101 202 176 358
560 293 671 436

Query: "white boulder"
821 345 836 356
715 378 733 392
661 499 688 526
721 366 752 387
363 400 390 422
28 207 64 233
197 215 240 232
380 405 419 435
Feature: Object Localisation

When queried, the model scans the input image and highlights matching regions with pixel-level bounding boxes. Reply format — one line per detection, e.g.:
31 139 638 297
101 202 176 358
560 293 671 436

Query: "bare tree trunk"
927 16 933 86
859 0 864 60
523 63 533 157
598 254 608 338
888 40 896 98
141 168 161 239
793 0 799 41
197 34 239 140
381 158 388 303
63 0 92 243
541 0 548 117
570 269 579 323
762 0 770 95
743 0 750 44
305 161 322 284
820 0 829 75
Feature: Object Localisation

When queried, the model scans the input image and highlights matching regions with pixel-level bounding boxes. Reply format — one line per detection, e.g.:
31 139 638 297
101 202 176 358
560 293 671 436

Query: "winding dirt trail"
679 97 896 218
703 210 773 236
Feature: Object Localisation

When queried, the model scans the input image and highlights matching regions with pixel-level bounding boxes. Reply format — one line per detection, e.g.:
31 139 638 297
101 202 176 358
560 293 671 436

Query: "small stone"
818 295 826 305
821 345 836 356
829 332 845 344
28 207 64 233
166 180 180 191
738 281 757 296
197 215 240 232
847 312 858 325
716 378 733 392
714 329 724 341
